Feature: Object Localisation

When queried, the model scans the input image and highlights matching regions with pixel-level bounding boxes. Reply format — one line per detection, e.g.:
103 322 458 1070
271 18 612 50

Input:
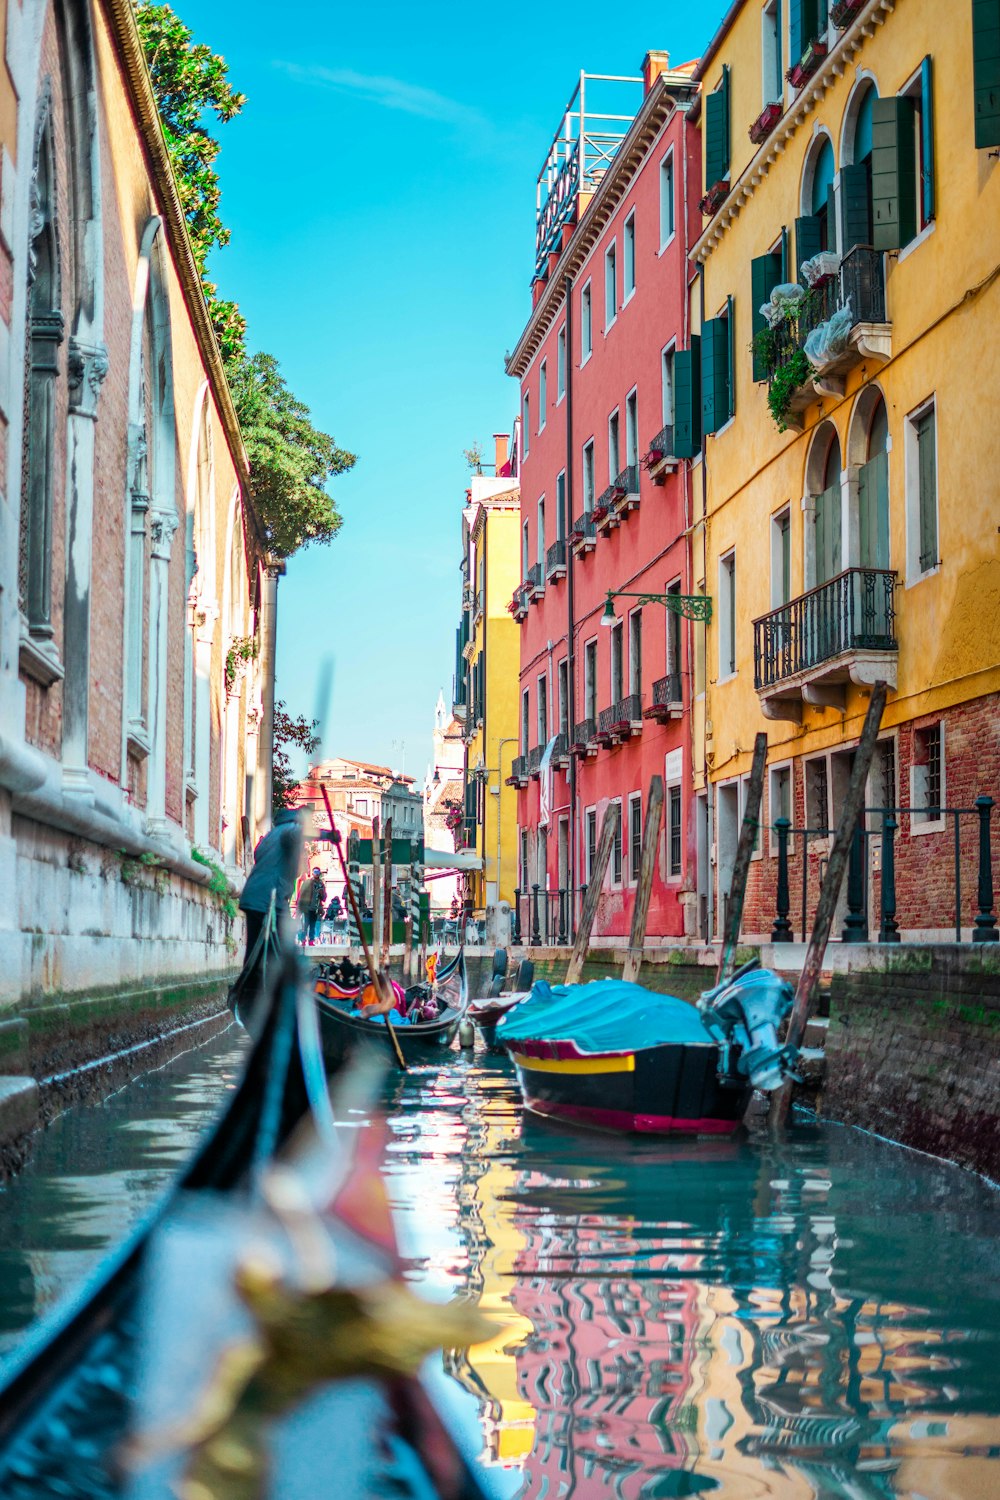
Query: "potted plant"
749 100 783 145
767 348 813 431
831 0 864 26
786 37 827 89
699 179 728 216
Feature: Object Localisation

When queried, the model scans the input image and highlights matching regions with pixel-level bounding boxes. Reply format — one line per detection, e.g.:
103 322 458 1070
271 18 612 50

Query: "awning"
424 847 484 872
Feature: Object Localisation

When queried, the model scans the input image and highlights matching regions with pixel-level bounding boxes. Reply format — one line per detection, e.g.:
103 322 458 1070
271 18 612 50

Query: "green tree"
272 700 320 814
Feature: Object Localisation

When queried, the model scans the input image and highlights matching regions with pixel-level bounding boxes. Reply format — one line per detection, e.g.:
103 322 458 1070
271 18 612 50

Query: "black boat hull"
315 995 462 1068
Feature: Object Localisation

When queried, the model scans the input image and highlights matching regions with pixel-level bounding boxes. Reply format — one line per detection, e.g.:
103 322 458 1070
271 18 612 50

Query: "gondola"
467 952 533 1052
0 946 493 1499
497 958 799 1136
313 947 469 1068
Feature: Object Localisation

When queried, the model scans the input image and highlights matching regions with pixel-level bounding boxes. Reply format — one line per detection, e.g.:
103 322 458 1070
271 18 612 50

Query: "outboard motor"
698 959 799 1091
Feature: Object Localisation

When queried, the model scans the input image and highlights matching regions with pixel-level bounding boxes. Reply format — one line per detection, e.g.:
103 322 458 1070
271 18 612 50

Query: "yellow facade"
691 0 1000 935
463 480 522 909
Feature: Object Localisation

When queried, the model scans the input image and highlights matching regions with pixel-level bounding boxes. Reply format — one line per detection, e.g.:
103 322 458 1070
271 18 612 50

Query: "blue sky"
183 1 714 778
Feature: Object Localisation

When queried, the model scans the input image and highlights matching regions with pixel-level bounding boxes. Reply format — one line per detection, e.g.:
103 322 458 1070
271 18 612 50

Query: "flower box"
611 484 627 503
749 101 783 145
786 39 827 89
642 447 663 470
699 179 728 216
592 503 609 522
831 0 864 26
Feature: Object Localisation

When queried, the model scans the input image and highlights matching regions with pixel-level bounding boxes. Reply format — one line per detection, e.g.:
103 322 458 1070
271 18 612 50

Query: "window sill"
657 232 676 257
19 631 64 689
604 316 618 335
622 288 636 309
708 415 736 441
896 220 935 264
905 562 940 589
580 350 593 369
127 723 150 762
909 816 946 837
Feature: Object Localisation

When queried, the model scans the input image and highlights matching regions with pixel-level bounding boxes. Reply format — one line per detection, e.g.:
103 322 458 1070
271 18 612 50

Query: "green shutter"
789 0 821 65
795 213 823 280
840 162 872 251
673 339 701 458
704 65 730 186
701 316 730 436
825 180 838 253
751 252 782 382
974 0 1000 148
858 451 890 570
916 410 938 570
921 56 935 222
814 482 841 585
780 225 790 280
727 295 736 419
871 96 917 251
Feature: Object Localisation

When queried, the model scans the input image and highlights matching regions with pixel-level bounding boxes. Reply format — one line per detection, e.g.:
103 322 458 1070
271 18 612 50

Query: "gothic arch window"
18 96 65 684
839 78 880 249
847 385 890 571
805 421 842 587
799 131 836 255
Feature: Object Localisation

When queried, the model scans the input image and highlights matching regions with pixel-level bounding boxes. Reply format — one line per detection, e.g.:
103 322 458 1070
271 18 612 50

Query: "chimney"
642 50 670 95
493 432 510 474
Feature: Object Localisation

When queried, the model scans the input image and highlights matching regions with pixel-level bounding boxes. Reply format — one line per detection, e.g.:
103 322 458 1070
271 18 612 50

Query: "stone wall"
823 947 1000 1180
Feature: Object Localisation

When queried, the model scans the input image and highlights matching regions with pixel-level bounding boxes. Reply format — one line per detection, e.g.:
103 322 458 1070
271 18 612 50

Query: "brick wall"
824 947 1000 1179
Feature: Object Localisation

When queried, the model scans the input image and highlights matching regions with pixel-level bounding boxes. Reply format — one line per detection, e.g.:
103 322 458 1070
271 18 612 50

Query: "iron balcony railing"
598 694 643 737
767 244 887 378
550 730 569 762
527 744 545 776
612 464 639 497
646 424 674 463
595 484 616 515
653 672 682 707
509 754 528 782
753 567 897 690
572 717 596 748
546 538 566 575
526 562 544 595
570 512 596 543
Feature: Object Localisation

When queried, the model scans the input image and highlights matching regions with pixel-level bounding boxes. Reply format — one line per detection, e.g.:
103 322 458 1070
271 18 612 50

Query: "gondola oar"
319 783 407 1071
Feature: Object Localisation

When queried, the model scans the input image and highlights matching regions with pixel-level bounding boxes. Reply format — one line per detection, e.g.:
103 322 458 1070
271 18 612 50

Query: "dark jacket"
297 876 326 915
239 809 301 914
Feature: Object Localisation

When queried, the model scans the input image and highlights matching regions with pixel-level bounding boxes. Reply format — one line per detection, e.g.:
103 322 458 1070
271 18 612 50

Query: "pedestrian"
235 807 301 1000
297 866 326 946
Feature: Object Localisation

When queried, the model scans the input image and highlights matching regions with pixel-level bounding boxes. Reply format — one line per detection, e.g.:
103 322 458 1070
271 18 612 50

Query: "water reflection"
383 1054 1000 1499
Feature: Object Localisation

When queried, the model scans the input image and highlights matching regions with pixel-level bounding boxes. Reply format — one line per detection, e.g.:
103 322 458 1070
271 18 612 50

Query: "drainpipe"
254 553 284 834
563 272 578 938
697 259 715 945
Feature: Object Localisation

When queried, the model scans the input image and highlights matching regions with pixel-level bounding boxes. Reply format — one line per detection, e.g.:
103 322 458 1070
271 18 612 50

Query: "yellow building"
688 0 1000 941
454 434 522 914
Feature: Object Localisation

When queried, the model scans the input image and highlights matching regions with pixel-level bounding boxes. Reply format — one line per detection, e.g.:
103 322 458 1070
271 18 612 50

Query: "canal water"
383 1052 1000 1500
0 1022 248 1367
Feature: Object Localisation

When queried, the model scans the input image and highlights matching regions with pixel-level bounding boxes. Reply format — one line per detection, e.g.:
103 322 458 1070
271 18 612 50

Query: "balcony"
546 538 567 582
642 424 678 486
525 562 545 601
506 754 529 788
644 672 683 722
527 744 545 779
550 731 570 769
594 484 620 534
571 717 598 758
597 694 643 745
508 585 528 622
763 246 891 427
612 464 640 516
570 511 596 556
752 567 898 723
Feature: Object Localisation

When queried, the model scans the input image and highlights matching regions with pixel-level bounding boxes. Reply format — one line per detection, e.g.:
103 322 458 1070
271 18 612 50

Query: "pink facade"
508 61 703 941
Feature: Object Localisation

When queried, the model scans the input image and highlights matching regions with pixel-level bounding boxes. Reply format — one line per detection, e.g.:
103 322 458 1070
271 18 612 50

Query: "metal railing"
595 484 616 515
753 567 897 690
573 717 596 748
510 585 528 616
653 672 682 707
513 885 572 946
767 244 887 378
598 694 642 737
508 754 528 782
570 512 596 543
644 424 674 463
550 730 569 761
527 744 545 776
613 463 639 496
546 538 566 575
526 562 544 594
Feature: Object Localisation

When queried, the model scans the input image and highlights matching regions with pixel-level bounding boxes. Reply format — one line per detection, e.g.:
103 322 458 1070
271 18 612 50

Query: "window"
608 410 620 482
581 281 593 361
584 638 597 720
521 519 530 578
740 773 762 857
629 793 642 883
719 551 736 678
805 755 830 832
661 346 675 427
557 326 566 399
556 470 566 540
659 151 675 246
701 297 734 434
583 440 595 512
974 5 1000 148
521 688 530 754
762 0 783 108
538 361 547 431
623 212 636 300
522 392 530 457
628 609 642 697
520 829 529 890
605 242 617 328
625 389 638 468
586 808 597 879
537 674 548 744
771 508 791 607
899 60 936 237
356 797 368 814
557 658 569 734
906 399 938 578
610 621 624 703
704 65 730 187
911 722 945 831
665 580 682 689
537 498 545 564
668 784 683 877
611 801 623 884
769 763 792 854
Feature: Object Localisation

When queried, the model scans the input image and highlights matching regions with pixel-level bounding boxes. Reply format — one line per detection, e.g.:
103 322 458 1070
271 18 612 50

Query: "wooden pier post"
623 776 664 984
716 733 768 984
565 802 619 984
770 681 888 1128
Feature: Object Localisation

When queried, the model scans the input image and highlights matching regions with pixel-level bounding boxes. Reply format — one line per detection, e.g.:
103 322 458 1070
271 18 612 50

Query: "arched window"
840 79 879 249
805 422 842 586
848 387 890 572
18 101 64 683
798 133 836 272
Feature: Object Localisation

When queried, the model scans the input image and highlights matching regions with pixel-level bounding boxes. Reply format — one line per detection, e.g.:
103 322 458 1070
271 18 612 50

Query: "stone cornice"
690 0 896 266
507 74 698 380
100 1 261 540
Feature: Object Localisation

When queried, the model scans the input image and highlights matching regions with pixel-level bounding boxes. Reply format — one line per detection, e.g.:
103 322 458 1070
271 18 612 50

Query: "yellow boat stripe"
510 1052 635 1075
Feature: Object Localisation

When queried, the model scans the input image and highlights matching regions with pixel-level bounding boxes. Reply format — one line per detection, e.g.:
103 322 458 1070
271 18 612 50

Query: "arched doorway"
857 391 889 571
806 422 842 587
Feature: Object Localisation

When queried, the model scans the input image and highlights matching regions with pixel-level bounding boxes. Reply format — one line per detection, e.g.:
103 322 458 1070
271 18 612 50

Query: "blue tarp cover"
497 979 715 1055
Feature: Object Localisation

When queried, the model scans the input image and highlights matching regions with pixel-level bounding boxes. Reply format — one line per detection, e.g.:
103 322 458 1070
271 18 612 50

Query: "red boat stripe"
524 1098 740 1135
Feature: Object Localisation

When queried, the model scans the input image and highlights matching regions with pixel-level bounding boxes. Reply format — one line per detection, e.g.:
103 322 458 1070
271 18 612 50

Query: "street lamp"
600 587 713 625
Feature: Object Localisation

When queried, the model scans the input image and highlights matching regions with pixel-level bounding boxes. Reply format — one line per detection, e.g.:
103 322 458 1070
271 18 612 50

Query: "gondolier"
235 808 301 1001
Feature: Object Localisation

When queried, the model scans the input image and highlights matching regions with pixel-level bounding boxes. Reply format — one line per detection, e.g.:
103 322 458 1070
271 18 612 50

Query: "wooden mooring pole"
716 733 768 985
770 680 888 1129
565 802 620 984
623 777 664 984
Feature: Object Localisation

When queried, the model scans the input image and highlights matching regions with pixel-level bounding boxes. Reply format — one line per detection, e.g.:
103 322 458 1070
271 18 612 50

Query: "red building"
506 54 703 942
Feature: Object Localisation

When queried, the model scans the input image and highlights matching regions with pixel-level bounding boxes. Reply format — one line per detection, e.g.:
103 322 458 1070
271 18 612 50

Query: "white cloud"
275 62 490 133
